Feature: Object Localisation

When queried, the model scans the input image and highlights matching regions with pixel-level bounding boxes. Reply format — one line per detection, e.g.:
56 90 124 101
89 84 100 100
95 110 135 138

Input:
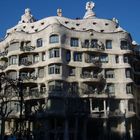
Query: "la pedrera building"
0 1 139 140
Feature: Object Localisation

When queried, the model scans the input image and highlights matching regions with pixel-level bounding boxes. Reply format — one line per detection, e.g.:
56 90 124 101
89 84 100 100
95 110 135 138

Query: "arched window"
49 34 59 44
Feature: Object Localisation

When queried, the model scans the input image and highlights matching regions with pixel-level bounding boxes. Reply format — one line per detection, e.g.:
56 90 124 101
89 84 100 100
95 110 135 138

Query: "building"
0 1 138 140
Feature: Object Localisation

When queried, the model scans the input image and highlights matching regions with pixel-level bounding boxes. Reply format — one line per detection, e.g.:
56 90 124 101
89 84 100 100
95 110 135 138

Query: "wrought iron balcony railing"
20 46 35 52
0 50 8 57
19 59 33 66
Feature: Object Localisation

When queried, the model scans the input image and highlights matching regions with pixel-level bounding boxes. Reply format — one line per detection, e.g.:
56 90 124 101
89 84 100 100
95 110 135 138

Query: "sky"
0 0 140 44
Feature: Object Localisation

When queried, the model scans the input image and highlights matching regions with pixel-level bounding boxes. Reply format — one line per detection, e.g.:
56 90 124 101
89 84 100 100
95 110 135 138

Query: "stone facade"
0 1 138 140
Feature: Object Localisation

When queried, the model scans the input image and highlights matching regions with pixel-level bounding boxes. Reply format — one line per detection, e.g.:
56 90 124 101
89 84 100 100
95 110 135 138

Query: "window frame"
70 38 79 47
73 52 82 62
106 40 112 49
36 38 43 47
49 34 59 44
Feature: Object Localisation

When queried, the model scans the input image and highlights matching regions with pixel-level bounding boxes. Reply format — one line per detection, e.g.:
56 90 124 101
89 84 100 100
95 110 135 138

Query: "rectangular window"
105 69 114 78
121 41 129 50
37 38 43 47
126 84 132 94
38 67 44 78
34 55 39 63
125 69 131 78
49 48 60 58
107 84 115 94
115 55 119 63
9 56 18 65
84 40 90 48
100 55 108 63
91 39 98 48
42 52 46 61
73 52 82 61
66 50 71 62
106 40 112 49
71 38 79 47
48 65 60 74
123 55 129 63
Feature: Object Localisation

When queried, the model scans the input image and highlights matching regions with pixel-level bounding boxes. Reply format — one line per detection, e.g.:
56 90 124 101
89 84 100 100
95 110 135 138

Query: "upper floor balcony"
19 58 33 66
20 45 35 52
80 72 104 82
85 58 101 67
81 40 105 51
0 50 8 58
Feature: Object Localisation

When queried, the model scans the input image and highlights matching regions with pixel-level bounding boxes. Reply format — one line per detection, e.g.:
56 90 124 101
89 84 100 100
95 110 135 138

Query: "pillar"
104 100 107 117
89 98 92 113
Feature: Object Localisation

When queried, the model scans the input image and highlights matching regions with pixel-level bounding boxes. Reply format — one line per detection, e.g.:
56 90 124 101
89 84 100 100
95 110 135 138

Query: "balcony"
85 58 101 67
19 59 33 66
20 46 35 52
23 88 46 98
81 41 105 51
80 73 103 81
20 74 37 81
0 50 8 57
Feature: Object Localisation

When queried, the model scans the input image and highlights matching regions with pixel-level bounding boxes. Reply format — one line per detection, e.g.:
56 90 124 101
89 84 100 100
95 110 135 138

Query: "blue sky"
0 0 140 43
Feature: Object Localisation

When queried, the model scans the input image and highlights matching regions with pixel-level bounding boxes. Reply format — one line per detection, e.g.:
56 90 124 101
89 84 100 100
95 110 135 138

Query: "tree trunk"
1 119 5 140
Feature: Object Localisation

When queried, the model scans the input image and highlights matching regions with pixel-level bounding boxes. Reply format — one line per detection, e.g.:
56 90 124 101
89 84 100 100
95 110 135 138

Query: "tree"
0 75 18 140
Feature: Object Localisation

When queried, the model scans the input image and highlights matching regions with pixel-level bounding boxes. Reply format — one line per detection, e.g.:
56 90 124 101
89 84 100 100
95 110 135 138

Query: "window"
84 40 90 48
126 84 132 94
106 40 112 49
48 81 63 91
100 55 108 63
38 67 44 78
105 69 114 78
48 64 60 74
69 67 75 76
70 38 79 47
42 52 46 61
106 84 115 94
73 52 82 61
49 34 59 43
91 39 98 48
123 55 129 63
125 69 131 78
66 50 71 62
68 82 78 93
121 41 130 50
36 38 43 47
115 55 119 63
9 55 18 65
49 48 60 58
34 54 39 63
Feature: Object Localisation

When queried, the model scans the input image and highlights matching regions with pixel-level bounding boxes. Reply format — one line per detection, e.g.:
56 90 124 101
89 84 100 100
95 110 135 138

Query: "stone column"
71 51 74 62
89 98 92 113
104 100 107 117
130 122 133 140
